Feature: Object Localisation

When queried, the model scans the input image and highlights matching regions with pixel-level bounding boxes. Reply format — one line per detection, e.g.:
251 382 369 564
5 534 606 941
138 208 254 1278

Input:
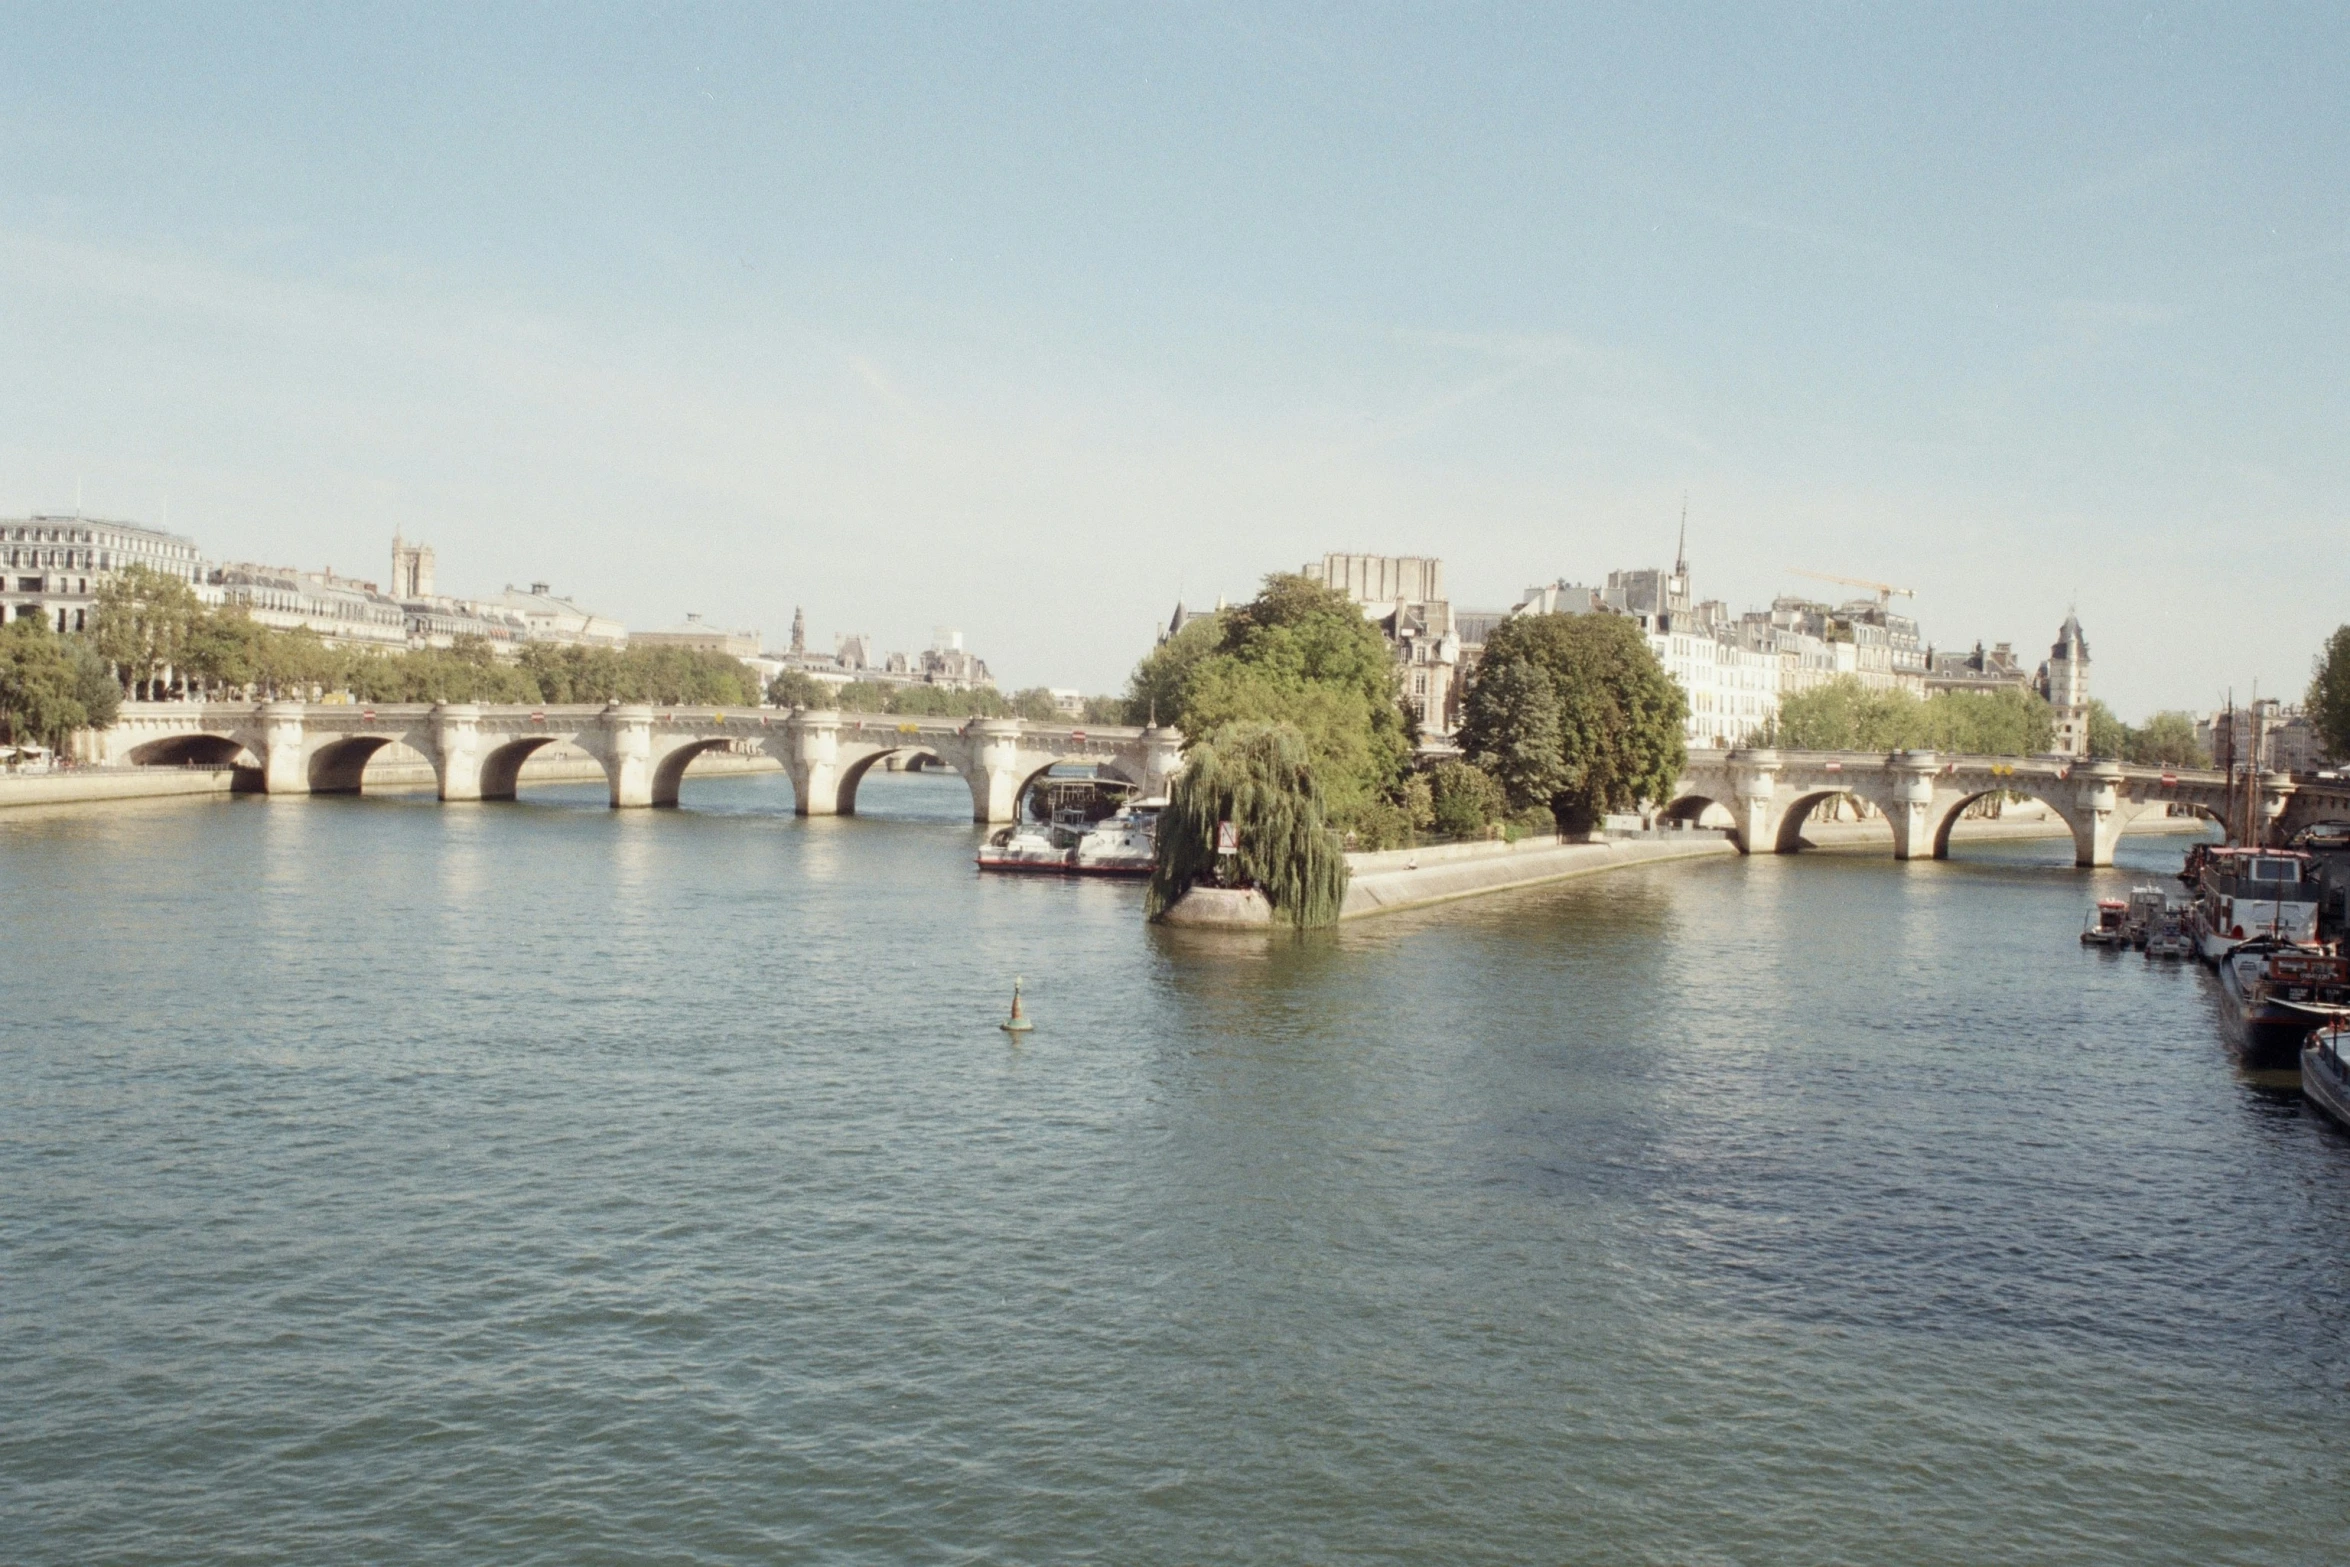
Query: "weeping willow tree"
1148 721 1351 927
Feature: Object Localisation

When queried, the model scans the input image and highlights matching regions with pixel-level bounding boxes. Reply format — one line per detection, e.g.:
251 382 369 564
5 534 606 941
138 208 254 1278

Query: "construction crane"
1790 568 1914 610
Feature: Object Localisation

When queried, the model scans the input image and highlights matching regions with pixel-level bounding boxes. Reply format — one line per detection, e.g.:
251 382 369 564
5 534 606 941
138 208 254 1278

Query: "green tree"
1772 679 1920 750
1463 614 1687 833
69 638 122 732
1005 687 1062 722
253 625 342 699
2309 625 2350 762
886 683 1016 719
1168 575 1412 835
2086 699 2126 759
1123 612 1224 725
1921 687 2056 756
832 681 895 713
1147 720 1350 928
1455 656 1565 811
90 563 205 697
0 618 94 754
766 669 831 709
1770 677 2053 756
2123 711 2209 768
182 607 264 696
1425 759 1509 838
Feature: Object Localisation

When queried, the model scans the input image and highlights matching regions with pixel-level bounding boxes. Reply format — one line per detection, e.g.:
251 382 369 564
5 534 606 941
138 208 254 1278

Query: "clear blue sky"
3 4 2342 716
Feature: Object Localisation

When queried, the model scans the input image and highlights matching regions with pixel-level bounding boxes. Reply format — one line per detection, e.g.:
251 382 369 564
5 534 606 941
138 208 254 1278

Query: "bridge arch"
1929 789 2027 859
127 733 258 769
1011 757 1144 820
834 746 959 816
1774 788 1878 853
650 738 775 808
479 736 560 800
307 735 405 795
1924 784 2092 862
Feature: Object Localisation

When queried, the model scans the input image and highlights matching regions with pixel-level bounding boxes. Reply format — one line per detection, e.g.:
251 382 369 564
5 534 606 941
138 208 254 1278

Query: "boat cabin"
2082 899 2131 946
2198 848 2323 947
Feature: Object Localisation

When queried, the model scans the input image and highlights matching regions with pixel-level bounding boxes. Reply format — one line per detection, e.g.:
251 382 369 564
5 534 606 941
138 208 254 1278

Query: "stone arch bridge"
1668 749 2350 867
95 701 1184 821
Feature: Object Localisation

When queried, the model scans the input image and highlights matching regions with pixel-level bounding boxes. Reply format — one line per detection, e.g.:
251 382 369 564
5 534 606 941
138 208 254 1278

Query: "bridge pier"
605 704 655 808
786 711 843 816
967 719 1026 824
261 700 311 796
434 703 485 801
1886 751 1939 860
1728 748 1780 855
1137 726 1186 800
2061 761 2126 867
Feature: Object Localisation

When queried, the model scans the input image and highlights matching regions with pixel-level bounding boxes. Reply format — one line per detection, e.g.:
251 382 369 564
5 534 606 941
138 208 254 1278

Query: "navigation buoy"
999 975 1034 1035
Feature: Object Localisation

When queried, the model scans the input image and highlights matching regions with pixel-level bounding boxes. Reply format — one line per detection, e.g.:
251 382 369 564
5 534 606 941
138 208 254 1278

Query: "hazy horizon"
5 5 2343 716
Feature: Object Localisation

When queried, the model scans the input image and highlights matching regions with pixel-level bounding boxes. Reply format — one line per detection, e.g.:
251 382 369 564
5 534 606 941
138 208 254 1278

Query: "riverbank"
1157 832 1740 927
0 769 248 808
0 748 784 809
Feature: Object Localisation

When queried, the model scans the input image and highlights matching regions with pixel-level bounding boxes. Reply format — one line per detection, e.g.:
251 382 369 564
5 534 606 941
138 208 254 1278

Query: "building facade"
498 583 628 648
1924 640 2032 695
1735 596 1926 695
2 514 206 632
1593 542 1781 749
390 532 435 598
1302 553 1464 737
2035 614 2091 758
208 564 411 650
631 614 762 659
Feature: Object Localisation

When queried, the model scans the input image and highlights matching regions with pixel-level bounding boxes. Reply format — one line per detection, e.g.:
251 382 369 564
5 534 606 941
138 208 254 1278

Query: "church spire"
1674 494 1688 576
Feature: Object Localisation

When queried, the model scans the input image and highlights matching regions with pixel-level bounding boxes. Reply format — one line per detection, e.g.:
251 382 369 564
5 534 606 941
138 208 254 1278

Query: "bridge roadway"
97 701 1184 822
1669 748 2350 866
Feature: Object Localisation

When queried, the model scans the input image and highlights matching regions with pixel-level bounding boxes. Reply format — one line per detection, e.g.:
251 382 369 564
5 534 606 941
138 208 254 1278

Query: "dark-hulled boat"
2216 940 2350 1069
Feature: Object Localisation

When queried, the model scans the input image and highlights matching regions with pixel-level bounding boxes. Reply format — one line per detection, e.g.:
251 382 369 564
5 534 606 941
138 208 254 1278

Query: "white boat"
2143 915 2195 961
2304 1027 2350 1131
2080 898 2132 948
979 799 1163 877
977 809 1090 874
1070 798 1165 877
2190 848 2322 963
2125 885 2174 947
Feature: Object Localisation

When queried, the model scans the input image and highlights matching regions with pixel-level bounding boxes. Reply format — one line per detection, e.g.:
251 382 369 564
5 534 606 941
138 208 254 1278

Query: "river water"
4 772 2346 1564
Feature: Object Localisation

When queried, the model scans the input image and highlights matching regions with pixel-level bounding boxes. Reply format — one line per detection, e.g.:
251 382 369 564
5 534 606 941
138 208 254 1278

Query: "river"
4 772 2346 1564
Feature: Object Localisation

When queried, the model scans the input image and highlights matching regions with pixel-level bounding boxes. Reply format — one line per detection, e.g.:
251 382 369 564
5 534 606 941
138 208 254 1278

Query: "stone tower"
790 605 806 655
2039 613 2091 757
390 530 435 599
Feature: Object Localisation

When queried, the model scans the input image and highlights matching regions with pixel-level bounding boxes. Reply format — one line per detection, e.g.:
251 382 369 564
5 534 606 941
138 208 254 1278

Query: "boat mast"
2251 696 2268 849
2222 694 2236 845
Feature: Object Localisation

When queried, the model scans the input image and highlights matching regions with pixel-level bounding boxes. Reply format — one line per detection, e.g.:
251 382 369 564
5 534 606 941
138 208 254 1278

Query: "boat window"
2253 859 2300 882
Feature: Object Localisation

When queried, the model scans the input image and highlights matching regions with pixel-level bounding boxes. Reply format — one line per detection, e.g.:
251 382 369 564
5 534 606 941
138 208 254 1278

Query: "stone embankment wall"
0 770 248 809
1157 832 1739 928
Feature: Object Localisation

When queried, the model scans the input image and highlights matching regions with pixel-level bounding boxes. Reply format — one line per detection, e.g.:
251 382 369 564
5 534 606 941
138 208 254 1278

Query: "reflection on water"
3 774 2344 1565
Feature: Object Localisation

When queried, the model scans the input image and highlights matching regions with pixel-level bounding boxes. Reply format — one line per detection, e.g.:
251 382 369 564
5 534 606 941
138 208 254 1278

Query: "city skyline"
5 6 2344 714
